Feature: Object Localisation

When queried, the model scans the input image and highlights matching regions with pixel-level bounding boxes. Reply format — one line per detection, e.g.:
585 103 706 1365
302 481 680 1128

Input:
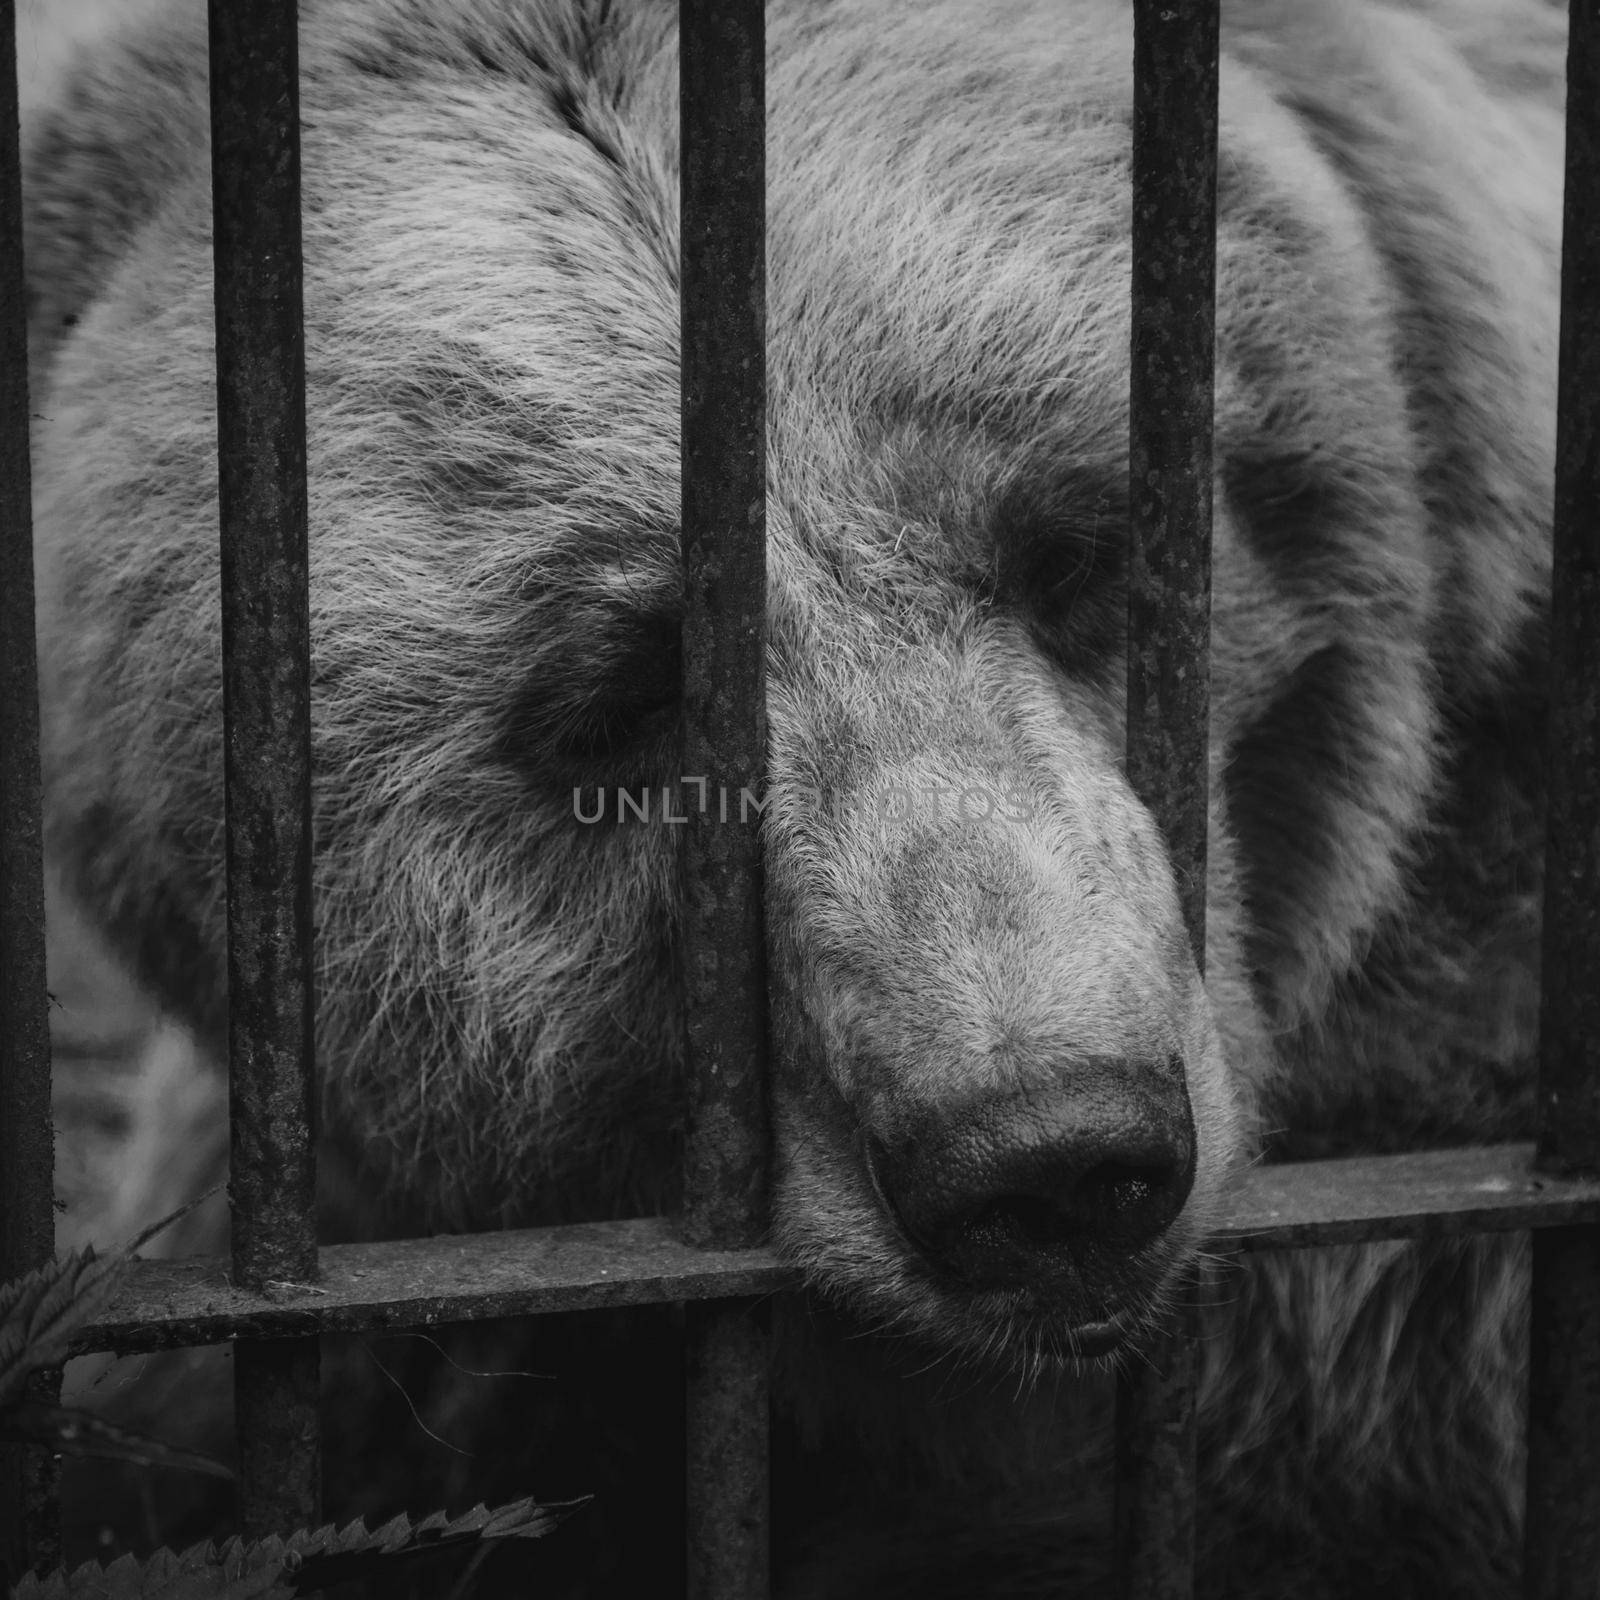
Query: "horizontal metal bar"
64 1144 1600 1357
69 1217 794 1356
1213 1142 1600 1250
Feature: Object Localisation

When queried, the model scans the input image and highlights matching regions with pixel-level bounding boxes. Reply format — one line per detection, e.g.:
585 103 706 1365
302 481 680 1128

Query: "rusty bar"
231 1340 319 1536
679 0 768 1253
679 0 770 1593
233 1336 320 1539
1114 1282 1199 1600
1537 0 1600 1180
207 0 320 1536
1123 0 1218 956
0 0 61 1580
1215 1142 1600 1249
1526 1226 1600 1598
53 1145 1600 1356
1117 2 1218 1598
1526 2 1600 1592
209 0 316 1297
685 1299 770 1600
73 1216 794 1356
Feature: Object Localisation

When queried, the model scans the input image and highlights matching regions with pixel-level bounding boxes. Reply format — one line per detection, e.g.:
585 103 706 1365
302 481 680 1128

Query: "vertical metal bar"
0 0 62 1580
679 0 770 1595
233 1336 320 1536
1526 3 1600 1593
207 0 320 1537
1114 1291 1200 1600
1123 0 1219 957
685 1298 770 1600
1116 2 1219 1597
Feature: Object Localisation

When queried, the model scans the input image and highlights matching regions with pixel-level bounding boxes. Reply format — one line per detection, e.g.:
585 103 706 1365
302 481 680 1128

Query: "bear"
19 0 1566 1594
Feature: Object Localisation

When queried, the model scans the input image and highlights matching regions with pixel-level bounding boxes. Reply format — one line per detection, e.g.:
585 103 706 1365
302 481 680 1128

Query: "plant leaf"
0 1187 231 1410
0 1249 129 1409
9 1495 590 1599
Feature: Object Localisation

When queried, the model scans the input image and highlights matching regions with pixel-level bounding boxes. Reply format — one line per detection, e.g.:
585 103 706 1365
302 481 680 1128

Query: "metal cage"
3 1 1599 1595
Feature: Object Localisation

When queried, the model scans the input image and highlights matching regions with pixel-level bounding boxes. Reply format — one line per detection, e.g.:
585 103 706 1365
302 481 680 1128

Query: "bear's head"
34 0 1464 1375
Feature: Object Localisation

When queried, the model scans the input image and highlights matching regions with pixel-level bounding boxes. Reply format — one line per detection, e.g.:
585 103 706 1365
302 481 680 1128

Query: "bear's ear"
18 0 210 383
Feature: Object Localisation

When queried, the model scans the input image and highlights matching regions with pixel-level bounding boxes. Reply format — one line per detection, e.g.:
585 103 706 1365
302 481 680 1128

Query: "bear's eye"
497 609 682 778
538 684 680 763
985 468 1128 670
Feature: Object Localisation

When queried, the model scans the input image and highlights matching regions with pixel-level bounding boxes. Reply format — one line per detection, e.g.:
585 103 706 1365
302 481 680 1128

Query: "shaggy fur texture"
22 0 1563 1593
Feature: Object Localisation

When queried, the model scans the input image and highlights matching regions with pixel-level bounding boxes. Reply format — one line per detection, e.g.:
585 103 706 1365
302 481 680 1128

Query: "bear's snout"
863 1060 1197 1305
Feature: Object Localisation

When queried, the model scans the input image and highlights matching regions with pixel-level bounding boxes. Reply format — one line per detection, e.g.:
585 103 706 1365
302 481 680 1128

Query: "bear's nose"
865 1058 1197 1291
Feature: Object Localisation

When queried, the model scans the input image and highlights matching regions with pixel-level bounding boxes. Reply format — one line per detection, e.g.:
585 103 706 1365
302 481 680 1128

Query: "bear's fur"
20 0 1566 1593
